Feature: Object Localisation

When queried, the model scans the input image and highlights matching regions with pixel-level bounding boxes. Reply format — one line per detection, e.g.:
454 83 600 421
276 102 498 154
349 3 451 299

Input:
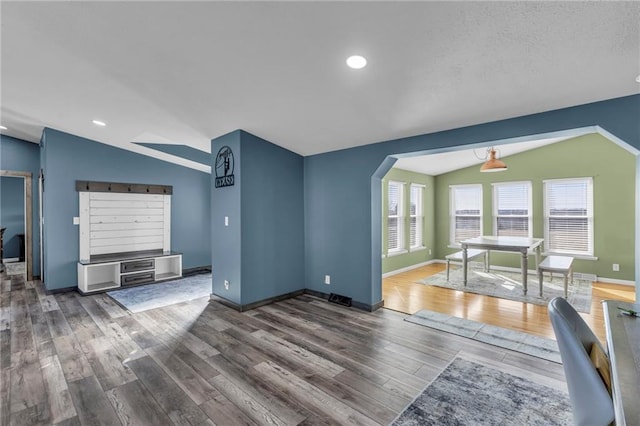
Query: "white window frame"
387 181 406 254
492 181 533 238
543 177 594 257
450 184 483 246
409 184 425 250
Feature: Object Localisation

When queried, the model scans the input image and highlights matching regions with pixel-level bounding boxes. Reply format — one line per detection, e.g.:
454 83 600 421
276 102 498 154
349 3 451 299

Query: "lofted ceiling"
1 2 639 171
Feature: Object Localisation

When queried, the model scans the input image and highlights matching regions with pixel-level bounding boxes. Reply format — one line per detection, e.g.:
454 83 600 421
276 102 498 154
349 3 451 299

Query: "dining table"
460 236 544 295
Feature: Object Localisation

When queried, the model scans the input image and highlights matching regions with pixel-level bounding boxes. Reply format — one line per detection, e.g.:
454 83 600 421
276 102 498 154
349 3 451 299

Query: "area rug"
406 309 561 363
419 267 591 313
107 273 211 313
391 357 571 425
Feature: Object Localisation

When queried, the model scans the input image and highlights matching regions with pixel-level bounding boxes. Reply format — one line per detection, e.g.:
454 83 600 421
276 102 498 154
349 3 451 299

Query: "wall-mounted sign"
214 146 235 188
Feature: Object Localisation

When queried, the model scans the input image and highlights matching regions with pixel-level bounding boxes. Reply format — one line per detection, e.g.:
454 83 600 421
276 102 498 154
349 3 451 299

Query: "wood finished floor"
1 272 571 426
382 263 637 343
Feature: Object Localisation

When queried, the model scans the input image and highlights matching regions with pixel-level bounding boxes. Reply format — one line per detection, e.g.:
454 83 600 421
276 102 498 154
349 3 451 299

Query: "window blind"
544 178 593 255
450 185 482 244
410 184 424 248
387 181 404 251
493 182 532 238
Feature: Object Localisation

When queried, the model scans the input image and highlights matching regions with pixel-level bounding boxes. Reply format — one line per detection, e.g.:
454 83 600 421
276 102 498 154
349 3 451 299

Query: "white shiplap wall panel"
89 192 165 201
163 196 171 252
90 242 167 256
90 200 164 209
79 191 171 258
89 215 163 224
79 192 91 261
90 222 164 231
90 208 165 216
90 229 164 239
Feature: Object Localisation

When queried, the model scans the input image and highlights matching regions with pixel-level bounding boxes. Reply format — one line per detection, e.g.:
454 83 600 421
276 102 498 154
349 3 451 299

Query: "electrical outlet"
73 217 80 225
224 216 229 226
613 264 620 272
428 249 432 255
224 280 229 290
324 275 331 285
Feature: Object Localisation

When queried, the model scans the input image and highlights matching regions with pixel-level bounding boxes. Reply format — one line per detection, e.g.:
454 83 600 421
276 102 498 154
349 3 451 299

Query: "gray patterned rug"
406 309 561 363
107 273 211 313
392 357 571 425
419 267 591 313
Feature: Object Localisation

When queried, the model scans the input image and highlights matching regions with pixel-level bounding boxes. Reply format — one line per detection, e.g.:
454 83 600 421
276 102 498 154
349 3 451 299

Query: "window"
450 184 482 244
492 181 532 238
410 184 424 249
544 177 593 256
387 181 405 252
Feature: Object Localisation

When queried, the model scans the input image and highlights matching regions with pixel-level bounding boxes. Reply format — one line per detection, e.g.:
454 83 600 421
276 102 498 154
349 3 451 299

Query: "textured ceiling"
1 2 639 168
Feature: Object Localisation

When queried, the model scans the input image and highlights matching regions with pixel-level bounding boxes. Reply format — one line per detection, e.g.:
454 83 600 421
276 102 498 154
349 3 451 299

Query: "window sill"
387 249 409 257
542 252 598 261
448 244 461 250
410 246 427 253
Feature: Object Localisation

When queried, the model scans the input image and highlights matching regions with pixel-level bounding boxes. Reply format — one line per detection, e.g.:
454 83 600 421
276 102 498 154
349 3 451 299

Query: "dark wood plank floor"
1 272 567 425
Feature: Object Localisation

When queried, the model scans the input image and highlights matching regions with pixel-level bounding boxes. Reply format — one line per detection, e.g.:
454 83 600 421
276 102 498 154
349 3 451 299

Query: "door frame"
0 170 33 281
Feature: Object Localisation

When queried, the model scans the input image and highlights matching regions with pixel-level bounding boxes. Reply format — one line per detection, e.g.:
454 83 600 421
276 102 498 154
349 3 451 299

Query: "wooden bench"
445 249 488 281
538 255 573 298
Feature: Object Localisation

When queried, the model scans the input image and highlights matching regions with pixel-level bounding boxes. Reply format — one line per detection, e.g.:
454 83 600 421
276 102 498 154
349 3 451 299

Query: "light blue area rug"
406 309 561 363
392 357 571 425
419 268 591 313
107 273 211 313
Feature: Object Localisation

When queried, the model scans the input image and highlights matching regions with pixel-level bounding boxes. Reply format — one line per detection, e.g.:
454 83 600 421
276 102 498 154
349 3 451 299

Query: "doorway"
0 170 33 281
372 127 639 338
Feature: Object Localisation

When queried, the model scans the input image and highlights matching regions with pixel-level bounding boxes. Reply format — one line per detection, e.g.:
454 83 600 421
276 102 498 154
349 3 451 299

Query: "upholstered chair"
548 297 614 426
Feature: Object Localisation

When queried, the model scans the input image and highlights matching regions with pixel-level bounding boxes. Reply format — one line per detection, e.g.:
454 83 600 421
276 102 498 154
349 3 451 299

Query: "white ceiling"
1 2 639 166
393 136 569 176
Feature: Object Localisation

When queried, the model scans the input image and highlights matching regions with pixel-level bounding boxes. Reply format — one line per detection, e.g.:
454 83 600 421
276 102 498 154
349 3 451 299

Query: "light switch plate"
73 217 80 225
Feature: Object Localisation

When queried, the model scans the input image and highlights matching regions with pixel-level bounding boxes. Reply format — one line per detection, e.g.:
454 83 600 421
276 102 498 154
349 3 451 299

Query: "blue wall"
304 94 640 306
211 130 305 307
1 177 25 258
240 131 304 305
40 128 211 290
0 135 41 274
211 131 242 304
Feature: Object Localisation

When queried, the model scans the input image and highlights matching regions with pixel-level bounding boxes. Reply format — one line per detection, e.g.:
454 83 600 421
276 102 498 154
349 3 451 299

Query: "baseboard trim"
382 259 439 278
210 289 306 312
595 277 635 286
443 262 601 281
45 285 77 295
183 265 212 276
304 289 384 312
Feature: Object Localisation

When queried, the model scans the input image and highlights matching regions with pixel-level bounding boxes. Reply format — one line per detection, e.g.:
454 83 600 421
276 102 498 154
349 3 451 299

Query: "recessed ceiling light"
92 119 106 127
346 55 367 69
0 125 7 130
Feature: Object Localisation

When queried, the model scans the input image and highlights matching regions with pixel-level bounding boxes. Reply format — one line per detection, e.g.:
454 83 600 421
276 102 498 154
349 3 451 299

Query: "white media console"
77 252 182 294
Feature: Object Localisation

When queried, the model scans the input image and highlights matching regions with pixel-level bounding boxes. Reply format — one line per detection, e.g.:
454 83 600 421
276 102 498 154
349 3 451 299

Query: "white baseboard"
382 260 440 278
595 276 636 287
573 272 598 282
384 260 635 288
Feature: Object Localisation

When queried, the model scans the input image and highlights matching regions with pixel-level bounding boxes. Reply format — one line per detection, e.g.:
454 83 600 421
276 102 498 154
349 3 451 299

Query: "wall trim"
211 289 305 312
304 289 384 312
182 265 212 276
1 169 33 281
382 259 440 278
596 276 636 287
